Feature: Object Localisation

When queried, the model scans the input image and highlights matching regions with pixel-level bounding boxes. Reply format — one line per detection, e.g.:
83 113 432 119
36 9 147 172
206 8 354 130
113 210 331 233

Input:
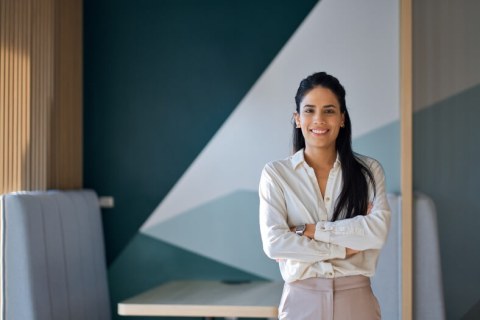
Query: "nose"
313 113 326 124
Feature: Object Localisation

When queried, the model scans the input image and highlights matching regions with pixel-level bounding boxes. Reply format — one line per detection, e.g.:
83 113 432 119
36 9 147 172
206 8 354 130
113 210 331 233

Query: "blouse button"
325 197 330 202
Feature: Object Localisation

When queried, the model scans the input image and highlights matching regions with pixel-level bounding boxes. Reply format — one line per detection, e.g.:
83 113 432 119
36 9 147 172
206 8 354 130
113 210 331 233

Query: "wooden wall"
0 0 82 194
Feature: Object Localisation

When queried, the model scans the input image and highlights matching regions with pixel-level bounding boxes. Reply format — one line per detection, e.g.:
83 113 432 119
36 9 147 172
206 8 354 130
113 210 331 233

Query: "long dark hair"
293 72 375 221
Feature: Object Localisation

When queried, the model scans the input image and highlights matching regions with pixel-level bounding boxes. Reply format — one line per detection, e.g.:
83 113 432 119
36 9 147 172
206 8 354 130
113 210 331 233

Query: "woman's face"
294 86 345 152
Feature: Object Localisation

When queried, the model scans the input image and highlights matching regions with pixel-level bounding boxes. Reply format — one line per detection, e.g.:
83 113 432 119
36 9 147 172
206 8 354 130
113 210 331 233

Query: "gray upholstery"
413 192 446 320
1 190 110 320
372 193 446 320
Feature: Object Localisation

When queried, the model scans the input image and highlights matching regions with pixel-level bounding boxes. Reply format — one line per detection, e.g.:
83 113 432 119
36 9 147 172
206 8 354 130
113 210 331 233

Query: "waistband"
287 275 370 292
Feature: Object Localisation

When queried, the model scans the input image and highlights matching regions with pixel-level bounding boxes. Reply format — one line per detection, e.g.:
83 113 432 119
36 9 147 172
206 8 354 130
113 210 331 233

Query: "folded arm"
259 165 346 262
313 160 391 250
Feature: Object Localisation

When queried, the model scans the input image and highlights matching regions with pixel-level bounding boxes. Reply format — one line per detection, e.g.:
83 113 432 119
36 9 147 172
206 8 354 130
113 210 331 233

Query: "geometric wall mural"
141 0 400 281
84 0 480 318
79 1 477 319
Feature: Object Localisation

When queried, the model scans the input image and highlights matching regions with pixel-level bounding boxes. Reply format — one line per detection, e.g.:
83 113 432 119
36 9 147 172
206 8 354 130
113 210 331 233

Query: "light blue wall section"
144 191 281 281
413 84 480 320
353 121 401 194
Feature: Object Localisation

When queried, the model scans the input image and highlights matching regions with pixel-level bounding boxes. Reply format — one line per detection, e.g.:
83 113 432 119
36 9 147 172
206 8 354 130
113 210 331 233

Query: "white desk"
118 280 283 318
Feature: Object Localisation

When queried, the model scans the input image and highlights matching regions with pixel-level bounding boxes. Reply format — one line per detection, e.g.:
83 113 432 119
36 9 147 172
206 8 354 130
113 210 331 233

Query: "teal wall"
353 121 401 194
84 0 318 318
413 85 480 320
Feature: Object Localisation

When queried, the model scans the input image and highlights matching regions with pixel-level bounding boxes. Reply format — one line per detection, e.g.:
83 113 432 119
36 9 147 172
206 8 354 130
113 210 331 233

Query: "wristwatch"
295 224 306 236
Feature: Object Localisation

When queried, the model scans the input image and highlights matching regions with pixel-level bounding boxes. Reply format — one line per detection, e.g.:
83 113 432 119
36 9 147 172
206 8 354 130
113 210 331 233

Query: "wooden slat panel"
1 0 7 192
12 0 17 190
1 0 81 194
5 1 15 188
31 0 38 190
30 0 53 191
0 0 5 194
0 0 32 193
22 0 29 190
13 0 20 191
22 0 32 191
31 0 37 190
3 0 10 193
50 0 83 189
0 0 6 194
43 0 54 190
7 0 14 191
40 0 51 191
7 0 12 191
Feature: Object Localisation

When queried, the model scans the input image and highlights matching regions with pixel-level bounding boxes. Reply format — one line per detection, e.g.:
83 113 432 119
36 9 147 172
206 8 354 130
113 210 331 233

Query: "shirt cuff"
314 221 332 243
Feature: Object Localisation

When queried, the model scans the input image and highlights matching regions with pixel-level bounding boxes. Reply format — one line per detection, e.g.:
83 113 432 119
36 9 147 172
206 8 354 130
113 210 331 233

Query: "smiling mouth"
310 128 328 135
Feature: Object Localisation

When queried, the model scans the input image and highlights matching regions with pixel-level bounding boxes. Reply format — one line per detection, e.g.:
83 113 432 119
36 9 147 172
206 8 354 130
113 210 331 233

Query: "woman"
259 72 391 320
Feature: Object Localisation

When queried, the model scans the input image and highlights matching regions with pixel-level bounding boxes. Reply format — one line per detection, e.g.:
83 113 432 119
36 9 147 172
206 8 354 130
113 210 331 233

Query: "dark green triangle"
83 0 319 264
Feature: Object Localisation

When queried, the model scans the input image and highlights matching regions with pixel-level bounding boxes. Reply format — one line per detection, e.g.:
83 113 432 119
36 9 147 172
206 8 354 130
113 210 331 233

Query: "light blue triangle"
143 190 282 280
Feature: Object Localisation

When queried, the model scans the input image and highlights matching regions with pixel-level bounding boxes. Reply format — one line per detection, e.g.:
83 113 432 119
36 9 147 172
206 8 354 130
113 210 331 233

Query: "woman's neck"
304 146 337 170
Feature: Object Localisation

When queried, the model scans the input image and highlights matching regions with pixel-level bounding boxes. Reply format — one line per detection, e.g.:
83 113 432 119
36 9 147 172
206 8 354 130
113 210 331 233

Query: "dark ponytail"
293 72 375 221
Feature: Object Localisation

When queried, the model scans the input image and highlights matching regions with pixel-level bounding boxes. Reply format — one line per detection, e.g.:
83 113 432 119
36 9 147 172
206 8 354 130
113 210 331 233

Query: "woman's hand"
367 202 373 214
346 247 361 257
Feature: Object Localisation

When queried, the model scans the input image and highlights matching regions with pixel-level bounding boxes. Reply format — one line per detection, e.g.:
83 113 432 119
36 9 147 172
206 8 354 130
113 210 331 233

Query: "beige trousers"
278 275 381 320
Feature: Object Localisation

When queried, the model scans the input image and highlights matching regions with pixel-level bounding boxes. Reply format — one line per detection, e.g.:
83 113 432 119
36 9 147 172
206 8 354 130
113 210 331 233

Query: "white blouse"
259 149 391 282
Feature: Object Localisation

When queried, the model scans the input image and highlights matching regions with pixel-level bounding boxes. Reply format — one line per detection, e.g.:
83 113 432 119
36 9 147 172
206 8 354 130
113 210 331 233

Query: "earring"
341 123 345 128
296 124 300 128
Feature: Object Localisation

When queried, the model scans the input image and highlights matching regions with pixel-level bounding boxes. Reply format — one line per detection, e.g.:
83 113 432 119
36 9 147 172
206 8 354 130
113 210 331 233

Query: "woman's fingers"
367 202 373 214
346 247 361 257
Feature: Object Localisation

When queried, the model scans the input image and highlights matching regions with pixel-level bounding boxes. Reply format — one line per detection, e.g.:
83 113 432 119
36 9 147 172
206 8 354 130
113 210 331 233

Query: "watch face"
295 225 306 234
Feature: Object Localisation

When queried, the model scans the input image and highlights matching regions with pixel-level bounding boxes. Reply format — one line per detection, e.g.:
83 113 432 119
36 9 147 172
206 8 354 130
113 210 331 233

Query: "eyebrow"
303 104 337 109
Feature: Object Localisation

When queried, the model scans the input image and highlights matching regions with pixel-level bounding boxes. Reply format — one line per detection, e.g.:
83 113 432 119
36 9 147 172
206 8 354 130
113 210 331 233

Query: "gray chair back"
1 190 110 320
372 193 446 320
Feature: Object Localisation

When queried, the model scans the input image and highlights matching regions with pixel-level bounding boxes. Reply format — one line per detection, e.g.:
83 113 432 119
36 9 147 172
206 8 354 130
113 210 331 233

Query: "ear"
341 112 345 126
293 112 300 128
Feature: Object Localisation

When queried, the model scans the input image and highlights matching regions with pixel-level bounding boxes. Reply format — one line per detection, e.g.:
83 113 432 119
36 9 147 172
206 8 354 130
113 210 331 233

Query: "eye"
324 109 335 114
304 108 314 113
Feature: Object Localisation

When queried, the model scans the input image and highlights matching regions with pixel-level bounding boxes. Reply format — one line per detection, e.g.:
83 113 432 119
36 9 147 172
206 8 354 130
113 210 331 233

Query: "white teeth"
311 129 328 134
